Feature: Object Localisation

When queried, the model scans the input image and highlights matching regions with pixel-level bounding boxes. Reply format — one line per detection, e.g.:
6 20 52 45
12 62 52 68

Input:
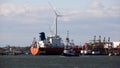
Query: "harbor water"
0 55 120 68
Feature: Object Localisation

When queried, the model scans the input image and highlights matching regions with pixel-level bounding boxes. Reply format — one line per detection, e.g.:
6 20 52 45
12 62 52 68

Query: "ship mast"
66 31 70 45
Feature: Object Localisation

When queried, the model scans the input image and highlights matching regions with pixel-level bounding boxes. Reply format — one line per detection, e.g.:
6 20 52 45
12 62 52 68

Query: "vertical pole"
99 35 101 42
108 37 110 42
103 37 105 42
56 15 57 37
94 35 96 43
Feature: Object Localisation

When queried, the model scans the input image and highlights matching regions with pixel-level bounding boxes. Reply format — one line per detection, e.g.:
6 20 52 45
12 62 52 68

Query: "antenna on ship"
93 35 96 43
99 35 101 42
103 37 106 42
66 31 70 45
108 37 110 42
49 26 54 36
48 1 62 37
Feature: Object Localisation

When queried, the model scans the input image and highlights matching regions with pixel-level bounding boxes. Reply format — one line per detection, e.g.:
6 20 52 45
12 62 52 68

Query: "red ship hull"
39 48 64 55
30 47 64 55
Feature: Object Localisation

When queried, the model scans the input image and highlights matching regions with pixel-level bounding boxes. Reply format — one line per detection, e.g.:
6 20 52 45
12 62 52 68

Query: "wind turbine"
48 2 62 37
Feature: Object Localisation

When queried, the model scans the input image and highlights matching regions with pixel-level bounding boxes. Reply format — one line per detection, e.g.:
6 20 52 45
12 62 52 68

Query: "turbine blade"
48 1 57 15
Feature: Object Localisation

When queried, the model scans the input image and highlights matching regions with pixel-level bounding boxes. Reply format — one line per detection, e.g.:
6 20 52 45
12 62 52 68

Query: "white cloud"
0 3 51 16
104 6 120 17
60 1 120 21
0 3 27 16
0 3 52 24
61 6 120 21
0 2 120 23
88 1 104 9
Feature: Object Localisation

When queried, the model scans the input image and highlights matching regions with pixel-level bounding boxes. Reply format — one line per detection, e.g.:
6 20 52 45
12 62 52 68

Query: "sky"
0 0 120 47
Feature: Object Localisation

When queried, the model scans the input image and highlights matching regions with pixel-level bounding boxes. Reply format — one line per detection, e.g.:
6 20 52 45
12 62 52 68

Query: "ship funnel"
108 37 110 42
103 37 106 42
39 32 46 41
94 35 96 42
99 35 101 42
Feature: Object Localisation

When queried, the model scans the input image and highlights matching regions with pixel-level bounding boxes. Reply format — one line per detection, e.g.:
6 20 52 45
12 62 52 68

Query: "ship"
81 36 120 56
30 32 64 55
30 32 81 55
62 31 81 56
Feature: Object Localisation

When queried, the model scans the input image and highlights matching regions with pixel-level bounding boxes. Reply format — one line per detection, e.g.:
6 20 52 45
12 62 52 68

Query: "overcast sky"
0 0 120 47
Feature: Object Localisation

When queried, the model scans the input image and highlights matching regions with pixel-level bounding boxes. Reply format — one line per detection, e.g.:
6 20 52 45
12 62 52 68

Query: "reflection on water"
0 55 120 68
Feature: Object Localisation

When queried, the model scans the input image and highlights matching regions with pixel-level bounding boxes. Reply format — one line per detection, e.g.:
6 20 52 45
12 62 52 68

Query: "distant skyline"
0 0 120 47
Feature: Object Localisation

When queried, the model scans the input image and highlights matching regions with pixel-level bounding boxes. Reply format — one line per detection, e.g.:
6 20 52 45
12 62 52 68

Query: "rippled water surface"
0 55 120 68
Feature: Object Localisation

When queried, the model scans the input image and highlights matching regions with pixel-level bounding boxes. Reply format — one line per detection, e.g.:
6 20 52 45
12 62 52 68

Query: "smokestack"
39 32 46 41
108 37 110 42
99 35 101 42
103 37 105 42
94 35 96 42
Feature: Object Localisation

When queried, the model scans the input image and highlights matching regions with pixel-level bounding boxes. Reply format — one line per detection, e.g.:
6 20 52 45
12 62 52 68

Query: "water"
0 55 120 68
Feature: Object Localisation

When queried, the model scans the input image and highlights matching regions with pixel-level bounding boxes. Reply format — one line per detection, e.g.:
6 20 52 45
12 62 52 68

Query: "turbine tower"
48 2 62 37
